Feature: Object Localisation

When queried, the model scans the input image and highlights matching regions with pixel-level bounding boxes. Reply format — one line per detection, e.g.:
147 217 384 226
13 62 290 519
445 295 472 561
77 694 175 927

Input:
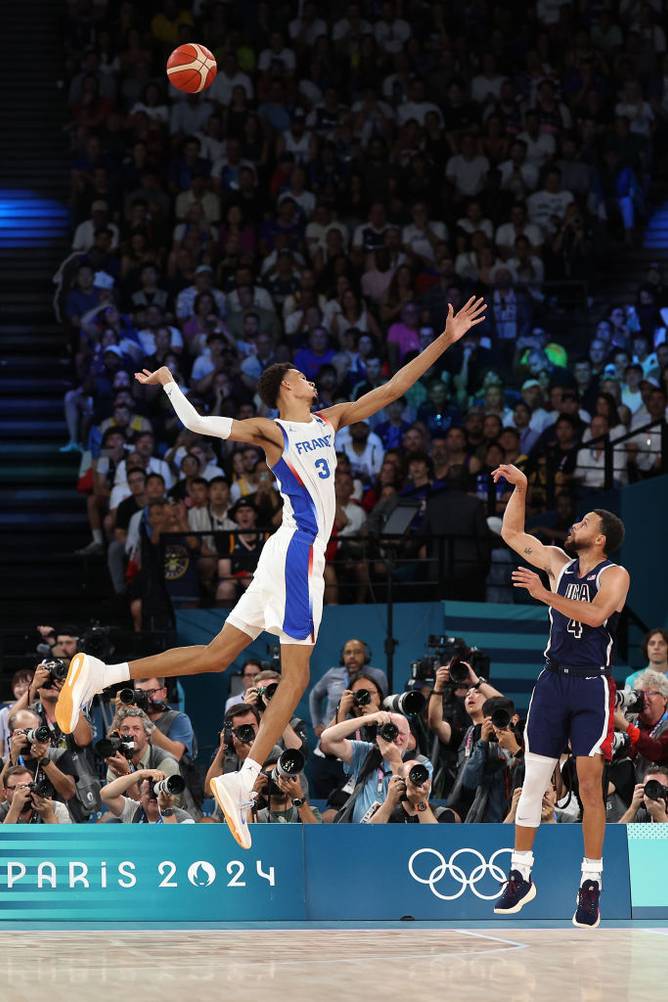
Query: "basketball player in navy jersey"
491 464 629 928
54 297 486 849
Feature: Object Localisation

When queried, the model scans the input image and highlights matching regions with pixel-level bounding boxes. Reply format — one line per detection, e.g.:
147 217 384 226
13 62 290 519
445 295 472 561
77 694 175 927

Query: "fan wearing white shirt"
257 32 296 75
446 135 490 199
471 54 507 105
336 421 385 485
574 415 627 488
402 202 448 264
374 1 411 54
527 168 574 237
397 80 443 127
289 2 327 47
207 52 253 104
517 112 556 167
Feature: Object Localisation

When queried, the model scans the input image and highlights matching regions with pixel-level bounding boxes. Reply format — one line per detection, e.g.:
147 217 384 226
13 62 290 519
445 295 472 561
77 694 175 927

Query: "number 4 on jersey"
567 619 583 640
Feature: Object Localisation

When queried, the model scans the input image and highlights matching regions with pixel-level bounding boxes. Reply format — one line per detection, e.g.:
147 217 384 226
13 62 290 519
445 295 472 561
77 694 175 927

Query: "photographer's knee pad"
515 752 558 828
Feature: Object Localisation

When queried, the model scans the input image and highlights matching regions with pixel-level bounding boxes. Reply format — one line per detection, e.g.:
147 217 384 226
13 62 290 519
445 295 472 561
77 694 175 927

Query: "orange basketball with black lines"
166 43 217 94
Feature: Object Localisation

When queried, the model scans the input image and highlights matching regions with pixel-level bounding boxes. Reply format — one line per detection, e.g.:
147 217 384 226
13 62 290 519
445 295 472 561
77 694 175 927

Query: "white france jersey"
272 414 337 547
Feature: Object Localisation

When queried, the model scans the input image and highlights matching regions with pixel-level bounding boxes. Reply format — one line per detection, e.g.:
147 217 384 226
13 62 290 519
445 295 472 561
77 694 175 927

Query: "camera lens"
274 748 305 779
382 691 426 715
118 688 136 705
26 726 51 744
233 724 256 744
379 722 399 742
152 775 185 797
448 659 470 685
353 689 372 708
643 780 667 802
491 708 512 729
408 763 429 786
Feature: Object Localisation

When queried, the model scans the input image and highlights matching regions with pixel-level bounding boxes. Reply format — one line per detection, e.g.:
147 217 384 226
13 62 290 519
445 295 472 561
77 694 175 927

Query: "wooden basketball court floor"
0 926 665 1002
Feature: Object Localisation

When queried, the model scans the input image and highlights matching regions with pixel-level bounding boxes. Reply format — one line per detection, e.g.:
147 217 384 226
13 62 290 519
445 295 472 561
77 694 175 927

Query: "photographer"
245 670 309 753
103 706 180 784
5 709 76 806
311 673 385 800
133 677 195 762
225 658 262 712
320 710 431 823
204 703 283 794
459 697 524 822
369 762 459 824
100 768 194 823
251 751 322 824
0 669 34 758
614 670 668 777
0 766 72 824
618 767 668 824
427 658 503 798
309 638 388 738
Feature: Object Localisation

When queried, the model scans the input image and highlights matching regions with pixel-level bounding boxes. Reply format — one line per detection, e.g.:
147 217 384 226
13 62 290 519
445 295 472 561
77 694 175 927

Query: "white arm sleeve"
163 381 233 439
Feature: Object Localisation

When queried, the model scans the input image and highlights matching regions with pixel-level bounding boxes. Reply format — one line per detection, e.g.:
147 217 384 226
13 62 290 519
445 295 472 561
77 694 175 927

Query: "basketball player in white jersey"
55 296 485 847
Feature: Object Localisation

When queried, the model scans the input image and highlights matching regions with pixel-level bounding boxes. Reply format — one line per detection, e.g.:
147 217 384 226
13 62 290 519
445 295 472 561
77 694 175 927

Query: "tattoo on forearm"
523 547 533 554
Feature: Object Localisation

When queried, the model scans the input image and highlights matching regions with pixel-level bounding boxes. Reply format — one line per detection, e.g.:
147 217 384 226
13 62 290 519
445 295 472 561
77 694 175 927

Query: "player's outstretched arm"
135 368 283 452
492 464 569 578
320 297 486 431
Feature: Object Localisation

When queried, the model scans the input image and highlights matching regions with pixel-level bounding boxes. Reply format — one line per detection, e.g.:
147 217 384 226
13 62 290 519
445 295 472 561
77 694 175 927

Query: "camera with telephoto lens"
94 734 136 759
353 689 372 708
615 689 645 715
408 763 429 787
383 691 426 715
644 779 668 803
491 707 512 730
148 775 186 799
118 687 150 712
25 725 52 746
265 748 305 797
39 658 69 688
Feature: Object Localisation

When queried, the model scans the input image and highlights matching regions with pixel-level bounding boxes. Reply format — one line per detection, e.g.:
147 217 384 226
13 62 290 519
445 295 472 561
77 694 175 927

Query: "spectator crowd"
53 0 668 624
0 625 667 826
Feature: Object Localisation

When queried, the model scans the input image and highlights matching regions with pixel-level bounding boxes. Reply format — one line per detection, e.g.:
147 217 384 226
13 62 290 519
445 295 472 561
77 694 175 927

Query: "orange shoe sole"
54 652 85 734
210 777 252 850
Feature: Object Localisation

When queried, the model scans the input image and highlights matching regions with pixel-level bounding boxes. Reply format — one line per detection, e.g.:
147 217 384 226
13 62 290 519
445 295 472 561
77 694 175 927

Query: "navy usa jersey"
545 559 621 669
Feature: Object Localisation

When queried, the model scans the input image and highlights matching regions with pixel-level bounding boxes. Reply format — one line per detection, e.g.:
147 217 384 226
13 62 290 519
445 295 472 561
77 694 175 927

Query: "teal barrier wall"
0 824 636 926
627 822 668 918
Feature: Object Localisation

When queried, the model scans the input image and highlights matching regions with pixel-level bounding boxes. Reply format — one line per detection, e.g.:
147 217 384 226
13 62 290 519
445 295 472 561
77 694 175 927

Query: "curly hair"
257 362 293 409
110 705 155 736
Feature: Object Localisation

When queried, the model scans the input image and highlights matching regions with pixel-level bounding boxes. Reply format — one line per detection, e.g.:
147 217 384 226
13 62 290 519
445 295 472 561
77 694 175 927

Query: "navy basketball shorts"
525 668 616 761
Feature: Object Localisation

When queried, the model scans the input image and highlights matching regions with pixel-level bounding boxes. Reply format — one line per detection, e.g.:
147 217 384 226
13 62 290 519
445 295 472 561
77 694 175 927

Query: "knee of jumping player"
578 770 604 807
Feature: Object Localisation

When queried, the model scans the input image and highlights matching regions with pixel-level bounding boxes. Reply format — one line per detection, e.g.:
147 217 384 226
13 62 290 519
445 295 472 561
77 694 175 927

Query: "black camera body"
259 643 281 672
353 689 372 709
256 681 279 710
264 749 305 798
118 688 151 713
409 635 490 686
27 779 52 798
77 623 115 662
378 722 399 742
94 734 136 759
226 722 256 746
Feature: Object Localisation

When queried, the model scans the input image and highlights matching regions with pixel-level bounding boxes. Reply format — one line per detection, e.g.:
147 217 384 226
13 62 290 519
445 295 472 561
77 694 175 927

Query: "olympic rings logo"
407 847 513 901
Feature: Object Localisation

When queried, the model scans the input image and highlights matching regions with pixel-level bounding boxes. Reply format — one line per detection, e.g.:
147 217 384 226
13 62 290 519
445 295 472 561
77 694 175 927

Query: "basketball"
166 43 217 94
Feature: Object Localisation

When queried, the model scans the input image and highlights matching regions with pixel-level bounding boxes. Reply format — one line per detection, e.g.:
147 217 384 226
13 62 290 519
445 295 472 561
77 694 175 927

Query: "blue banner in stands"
0 824 635 925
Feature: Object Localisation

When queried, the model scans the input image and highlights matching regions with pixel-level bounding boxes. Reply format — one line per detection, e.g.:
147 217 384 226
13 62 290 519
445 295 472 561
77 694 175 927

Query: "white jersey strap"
164 381 233 439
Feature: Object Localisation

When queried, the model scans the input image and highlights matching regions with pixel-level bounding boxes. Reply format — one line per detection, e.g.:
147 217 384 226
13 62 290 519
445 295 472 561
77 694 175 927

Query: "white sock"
92 529 103 544
511 850 534 882
240 757 262 787
104 662 130 686
581 857 603 887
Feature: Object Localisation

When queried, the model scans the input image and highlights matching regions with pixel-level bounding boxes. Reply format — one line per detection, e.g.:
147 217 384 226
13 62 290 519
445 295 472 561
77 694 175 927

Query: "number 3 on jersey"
314 458 331 479
567 618 583 640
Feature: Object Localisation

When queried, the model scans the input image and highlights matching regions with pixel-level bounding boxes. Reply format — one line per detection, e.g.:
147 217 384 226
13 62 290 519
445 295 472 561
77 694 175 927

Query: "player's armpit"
228 417 284 452
502 530 569 576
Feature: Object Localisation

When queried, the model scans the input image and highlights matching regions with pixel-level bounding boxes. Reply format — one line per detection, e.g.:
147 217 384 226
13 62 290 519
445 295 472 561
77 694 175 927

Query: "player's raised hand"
134 366 173 387
492 463 528 488
443 296 486 343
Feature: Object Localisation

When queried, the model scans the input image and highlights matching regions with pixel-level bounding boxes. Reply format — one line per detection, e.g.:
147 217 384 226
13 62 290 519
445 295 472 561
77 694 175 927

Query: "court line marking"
455 929 529 950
